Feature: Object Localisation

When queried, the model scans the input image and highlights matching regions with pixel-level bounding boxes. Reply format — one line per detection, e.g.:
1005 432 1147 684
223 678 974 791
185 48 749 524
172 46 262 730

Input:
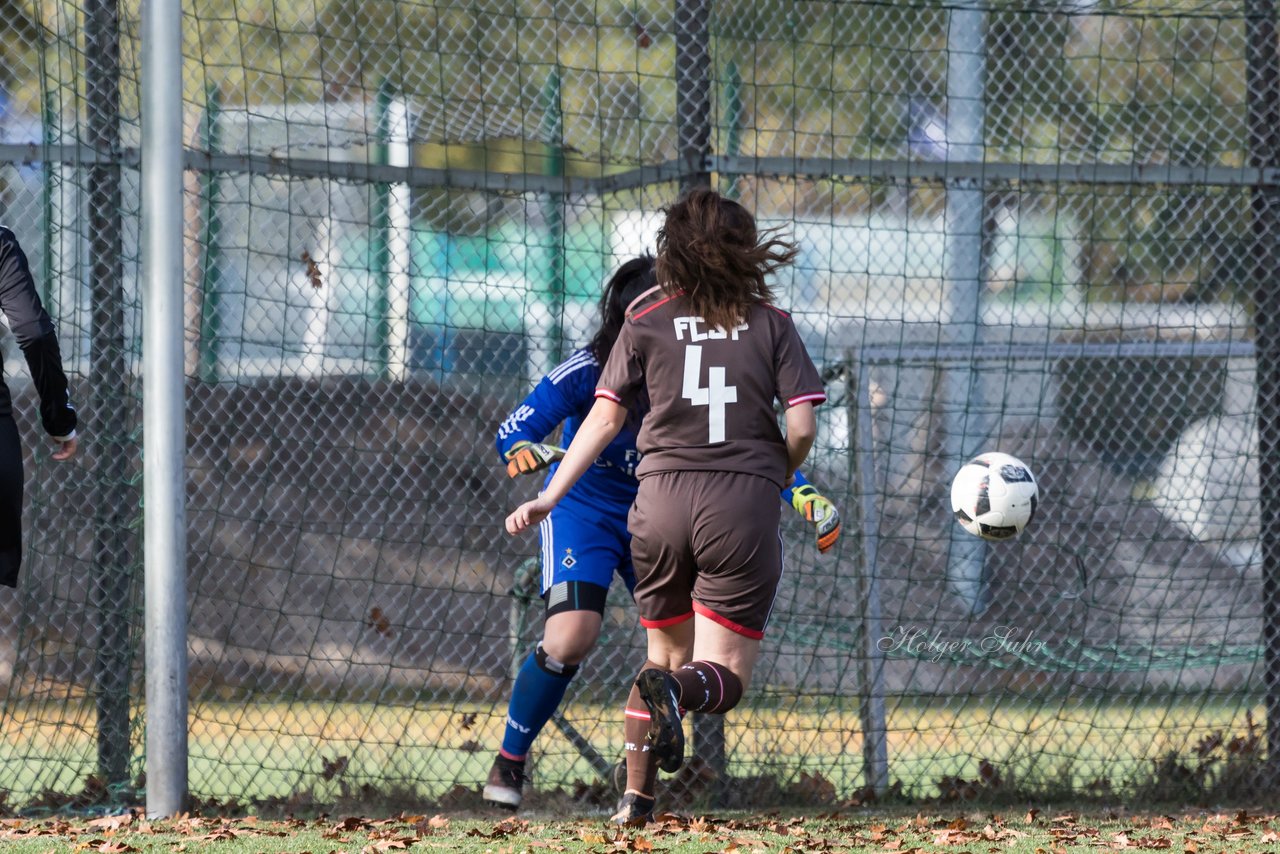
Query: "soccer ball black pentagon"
950 452 1039 541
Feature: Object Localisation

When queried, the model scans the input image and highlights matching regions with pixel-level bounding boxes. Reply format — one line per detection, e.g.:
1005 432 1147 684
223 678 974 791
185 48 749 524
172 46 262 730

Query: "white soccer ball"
950 452 1039 541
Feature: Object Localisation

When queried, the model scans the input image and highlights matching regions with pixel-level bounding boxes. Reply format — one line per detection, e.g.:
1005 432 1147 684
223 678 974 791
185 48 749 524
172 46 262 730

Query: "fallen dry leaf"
95 843 138 854
336 815 370 831
87 814 132 831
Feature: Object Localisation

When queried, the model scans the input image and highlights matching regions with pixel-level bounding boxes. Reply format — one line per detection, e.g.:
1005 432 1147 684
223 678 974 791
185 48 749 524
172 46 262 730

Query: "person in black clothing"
0 226 77 587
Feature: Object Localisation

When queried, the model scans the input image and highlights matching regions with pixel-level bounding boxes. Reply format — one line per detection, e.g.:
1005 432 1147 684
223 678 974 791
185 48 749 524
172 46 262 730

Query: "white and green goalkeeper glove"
790 484 841 554
504 440 566 478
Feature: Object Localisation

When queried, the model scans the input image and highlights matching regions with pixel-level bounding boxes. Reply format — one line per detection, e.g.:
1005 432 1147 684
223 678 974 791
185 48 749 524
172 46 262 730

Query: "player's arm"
782 469 841 554
505 397 626 535
494 364 585 476
783 401 816 483
773 315 828 547
0 228 77 458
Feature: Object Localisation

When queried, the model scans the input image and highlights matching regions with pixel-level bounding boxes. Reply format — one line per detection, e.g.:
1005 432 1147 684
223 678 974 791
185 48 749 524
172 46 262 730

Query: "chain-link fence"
0 0 1276 812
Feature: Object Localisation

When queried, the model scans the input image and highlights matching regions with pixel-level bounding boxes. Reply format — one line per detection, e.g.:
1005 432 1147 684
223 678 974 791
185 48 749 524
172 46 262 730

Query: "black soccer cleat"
635 669 685 773
610 791 655 825
482 755 525 810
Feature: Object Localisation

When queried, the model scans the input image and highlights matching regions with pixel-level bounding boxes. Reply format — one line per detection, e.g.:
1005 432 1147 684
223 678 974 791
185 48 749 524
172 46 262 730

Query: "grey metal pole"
942 0 990 616
142 0 189 818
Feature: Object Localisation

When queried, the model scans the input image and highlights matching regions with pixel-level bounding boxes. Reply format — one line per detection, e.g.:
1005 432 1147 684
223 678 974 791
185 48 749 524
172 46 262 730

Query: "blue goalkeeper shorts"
537 497 636 598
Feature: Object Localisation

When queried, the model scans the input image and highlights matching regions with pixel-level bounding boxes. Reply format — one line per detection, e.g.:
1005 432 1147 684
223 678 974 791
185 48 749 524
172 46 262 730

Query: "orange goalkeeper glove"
504 440 566 478
790 484 841 554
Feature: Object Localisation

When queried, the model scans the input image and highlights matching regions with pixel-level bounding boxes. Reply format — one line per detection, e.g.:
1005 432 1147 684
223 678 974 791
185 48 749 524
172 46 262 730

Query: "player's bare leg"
640 621 697 772
615 616 762 822
689 612 761 693
613 621 694 823
543 609 604 665
647 614 758 763
486 608 603 810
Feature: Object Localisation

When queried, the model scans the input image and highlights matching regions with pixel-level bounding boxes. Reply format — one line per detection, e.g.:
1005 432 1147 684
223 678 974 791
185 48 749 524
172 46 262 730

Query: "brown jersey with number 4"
595 292 825 489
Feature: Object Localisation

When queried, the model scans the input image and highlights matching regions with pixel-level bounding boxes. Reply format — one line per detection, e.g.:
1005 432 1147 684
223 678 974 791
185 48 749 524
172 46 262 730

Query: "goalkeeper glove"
504 440 566 478
790 484 841 554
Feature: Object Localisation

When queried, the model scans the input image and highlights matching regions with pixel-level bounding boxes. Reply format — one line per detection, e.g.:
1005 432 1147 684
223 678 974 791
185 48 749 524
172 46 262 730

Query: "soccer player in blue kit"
483 255 840 810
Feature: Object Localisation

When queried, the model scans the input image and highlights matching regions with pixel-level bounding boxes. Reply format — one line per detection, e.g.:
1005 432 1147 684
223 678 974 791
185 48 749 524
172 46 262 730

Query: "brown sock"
622 661 666 795
671 660 743 714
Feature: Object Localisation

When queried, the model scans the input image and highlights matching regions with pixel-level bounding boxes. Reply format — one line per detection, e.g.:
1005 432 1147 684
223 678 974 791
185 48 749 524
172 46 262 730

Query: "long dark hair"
655 187 798 331
589 255 655 366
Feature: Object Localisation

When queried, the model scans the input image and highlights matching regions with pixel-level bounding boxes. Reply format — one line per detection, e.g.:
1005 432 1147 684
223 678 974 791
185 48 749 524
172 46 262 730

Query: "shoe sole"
482 784 521 810
636 670 684 773
611 758 627 795
610 793 656 825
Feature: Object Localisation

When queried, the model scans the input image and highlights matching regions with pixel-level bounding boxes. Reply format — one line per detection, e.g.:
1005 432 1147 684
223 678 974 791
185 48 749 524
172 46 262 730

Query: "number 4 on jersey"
682 345 737 443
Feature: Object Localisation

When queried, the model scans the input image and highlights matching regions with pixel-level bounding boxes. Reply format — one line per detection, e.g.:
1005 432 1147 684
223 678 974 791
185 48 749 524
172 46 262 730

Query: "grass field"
0 694 1264 813
5 808 1280 853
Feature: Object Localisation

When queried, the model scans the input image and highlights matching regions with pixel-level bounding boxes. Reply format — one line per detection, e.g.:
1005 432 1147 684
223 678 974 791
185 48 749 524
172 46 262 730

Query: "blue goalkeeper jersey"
495 347 815 517
496 348 642 514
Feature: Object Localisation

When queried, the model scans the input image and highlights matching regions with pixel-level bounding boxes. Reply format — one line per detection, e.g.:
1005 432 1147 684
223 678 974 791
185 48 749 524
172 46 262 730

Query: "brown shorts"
628 470 783 639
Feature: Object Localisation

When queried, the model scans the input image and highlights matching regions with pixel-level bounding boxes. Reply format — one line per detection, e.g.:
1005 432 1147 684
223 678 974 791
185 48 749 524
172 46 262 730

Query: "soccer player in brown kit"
506 187 824 823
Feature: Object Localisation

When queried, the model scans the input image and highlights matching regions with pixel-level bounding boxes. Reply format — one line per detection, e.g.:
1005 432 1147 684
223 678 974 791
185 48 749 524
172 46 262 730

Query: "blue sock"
499 644 578 759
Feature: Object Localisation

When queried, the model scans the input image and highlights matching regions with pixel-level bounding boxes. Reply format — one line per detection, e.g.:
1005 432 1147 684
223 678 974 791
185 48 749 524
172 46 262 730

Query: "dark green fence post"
372 79 393 379
675 0 726 807
86 0 137 791
722 60 743 201
542 69 566 366
198 84 222 384
1246 0 1280 787
40 90 57 308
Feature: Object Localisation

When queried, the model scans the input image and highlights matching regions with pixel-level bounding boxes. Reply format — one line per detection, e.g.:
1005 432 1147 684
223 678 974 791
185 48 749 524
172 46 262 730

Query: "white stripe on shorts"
540 515 554 593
